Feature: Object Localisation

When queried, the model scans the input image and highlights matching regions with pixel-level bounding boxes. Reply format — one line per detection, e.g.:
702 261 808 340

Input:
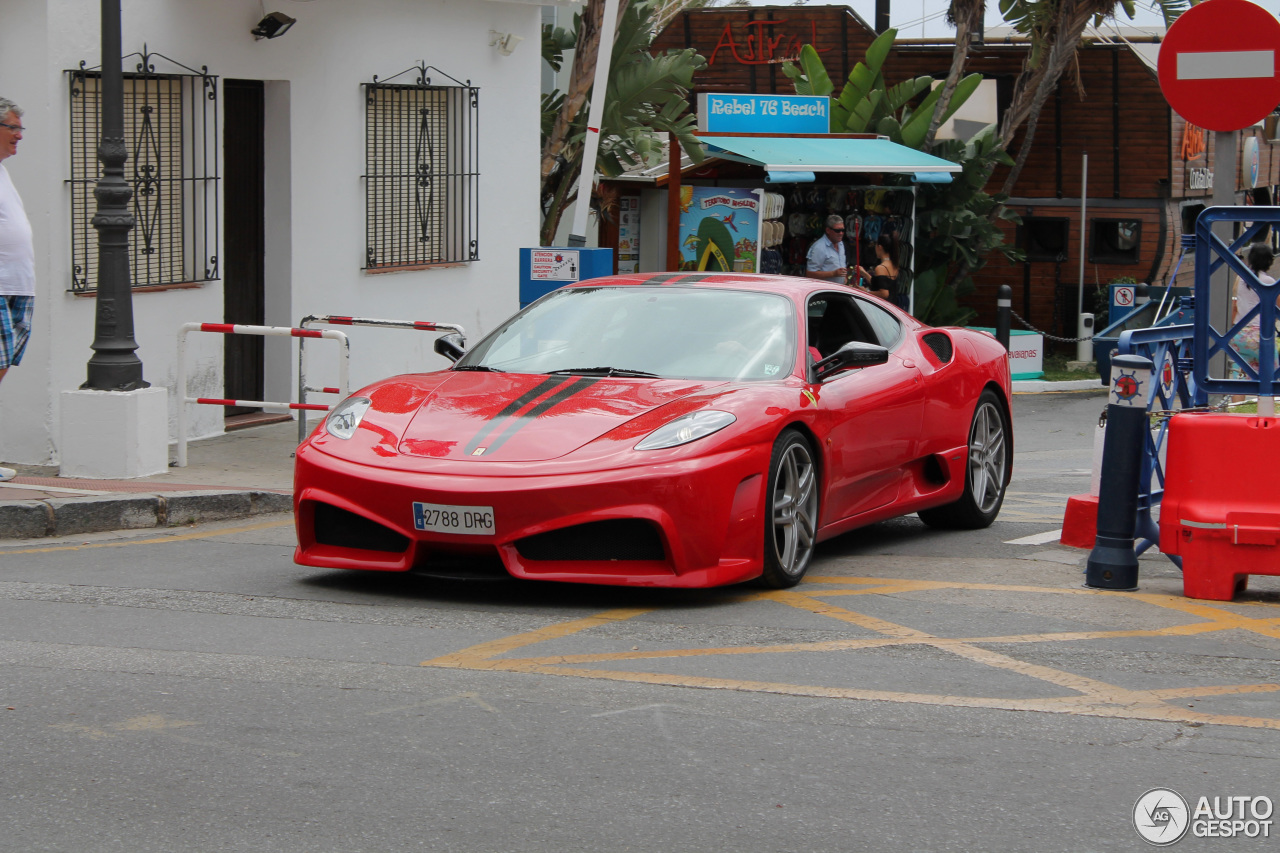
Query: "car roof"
563 273 924 331
565 272 824 299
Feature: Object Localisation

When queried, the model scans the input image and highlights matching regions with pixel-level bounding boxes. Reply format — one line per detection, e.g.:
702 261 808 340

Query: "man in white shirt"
0 97 35 481
805 214 848 283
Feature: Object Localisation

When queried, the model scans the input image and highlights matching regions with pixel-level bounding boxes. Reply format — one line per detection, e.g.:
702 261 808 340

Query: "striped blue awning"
697 135 959 182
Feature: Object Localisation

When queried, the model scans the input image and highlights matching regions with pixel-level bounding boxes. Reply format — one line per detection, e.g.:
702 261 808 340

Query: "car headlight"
635 410 736 450
323 396 372 440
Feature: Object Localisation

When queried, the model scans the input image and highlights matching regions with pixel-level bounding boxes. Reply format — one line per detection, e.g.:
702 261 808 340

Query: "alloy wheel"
771 439 818 576
968 400 1008 515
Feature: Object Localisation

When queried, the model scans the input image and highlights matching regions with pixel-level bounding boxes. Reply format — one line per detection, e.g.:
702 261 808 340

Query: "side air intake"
922 332 954 363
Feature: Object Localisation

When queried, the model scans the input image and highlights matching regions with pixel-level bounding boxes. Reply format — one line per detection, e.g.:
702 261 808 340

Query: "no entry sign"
1157 0 1280 132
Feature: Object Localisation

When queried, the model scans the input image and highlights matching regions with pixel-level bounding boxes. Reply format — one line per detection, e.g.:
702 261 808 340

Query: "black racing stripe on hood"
641 272 686 285
659 273 719 286
480 377 601 455
463 375 574 456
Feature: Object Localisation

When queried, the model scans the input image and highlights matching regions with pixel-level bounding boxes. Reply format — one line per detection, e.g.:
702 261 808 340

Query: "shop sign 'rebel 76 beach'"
697 93 831 135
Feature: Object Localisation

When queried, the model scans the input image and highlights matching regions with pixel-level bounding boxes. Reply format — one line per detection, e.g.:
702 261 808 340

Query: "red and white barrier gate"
176 322 350 467
295 314 465 443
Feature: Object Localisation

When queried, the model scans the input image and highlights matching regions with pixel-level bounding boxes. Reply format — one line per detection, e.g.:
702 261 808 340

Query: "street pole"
83 0 147 391
1077 152 1093 363
1077 152 1087 321
996 284 1011 351
1085 353 1153 590
567 0 620 248
1209 129 1237 384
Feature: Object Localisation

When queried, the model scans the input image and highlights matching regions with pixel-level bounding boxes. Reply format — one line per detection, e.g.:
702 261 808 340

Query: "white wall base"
60 387 169 479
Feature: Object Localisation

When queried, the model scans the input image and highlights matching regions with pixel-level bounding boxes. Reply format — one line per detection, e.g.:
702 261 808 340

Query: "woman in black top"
855 232 900 304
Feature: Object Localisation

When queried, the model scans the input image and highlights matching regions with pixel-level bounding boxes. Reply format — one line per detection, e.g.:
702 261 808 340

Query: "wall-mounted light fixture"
488 30 523 56
252 12 296 40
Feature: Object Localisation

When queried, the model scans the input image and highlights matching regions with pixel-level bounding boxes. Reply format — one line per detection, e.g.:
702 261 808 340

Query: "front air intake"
516 519 666 561
313 502 410 553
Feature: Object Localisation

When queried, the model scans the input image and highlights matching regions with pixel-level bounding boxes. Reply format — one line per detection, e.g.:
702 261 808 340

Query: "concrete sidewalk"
0 419 298 540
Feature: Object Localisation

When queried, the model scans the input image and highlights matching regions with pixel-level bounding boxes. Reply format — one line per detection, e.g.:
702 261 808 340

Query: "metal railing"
1107 205 1280 565
1192 206 1280 414
295 314 465 443
176 322 350 467
1115 322 1198 566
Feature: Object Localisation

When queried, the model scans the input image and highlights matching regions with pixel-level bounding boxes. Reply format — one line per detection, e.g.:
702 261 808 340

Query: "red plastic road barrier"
196 398 328 411
200 322 322 338
1159 413 1280 600
1060 494 1099 549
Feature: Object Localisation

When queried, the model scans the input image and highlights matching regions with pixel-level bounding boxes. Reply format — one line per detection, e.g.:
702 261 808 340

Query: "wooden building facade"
643 4 1280 340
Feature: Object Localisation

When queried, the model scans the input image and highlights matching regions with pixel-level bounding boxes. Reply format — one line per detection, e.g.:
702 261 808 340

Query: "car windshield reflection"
458 286 797 381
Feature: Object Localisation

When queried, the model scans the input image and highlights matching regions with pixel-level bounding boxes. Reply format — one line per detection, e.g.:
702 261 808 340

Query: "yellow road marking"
421 577 1280 731
423 656 1280 731
1147 683 1280 700
1130 593 1280 640
423 608 652 668
493 628 1182 668
0 519 293 555
760 589 935 639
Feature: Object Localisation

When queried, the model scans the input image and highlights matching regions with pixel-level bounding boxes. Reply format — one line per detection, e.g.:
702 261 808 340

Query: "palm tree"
924 0 987 149
540 0 706 245
995 0 1189 195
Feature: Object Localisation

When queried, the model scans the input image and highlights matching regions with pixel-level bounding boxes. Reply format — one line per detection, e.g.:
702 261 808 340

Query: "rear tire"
756 429 819 589
918 389 1009 530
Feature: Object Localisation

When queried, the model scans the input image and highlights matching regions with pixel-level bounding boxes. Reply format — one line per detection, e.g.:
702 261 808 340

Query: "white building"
0 0 549 467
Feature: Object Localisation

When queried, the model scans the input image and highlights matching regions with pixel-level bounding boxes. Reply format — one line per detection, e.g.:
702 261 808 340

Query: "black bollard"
996 285 1012 351
1086 353 1154 590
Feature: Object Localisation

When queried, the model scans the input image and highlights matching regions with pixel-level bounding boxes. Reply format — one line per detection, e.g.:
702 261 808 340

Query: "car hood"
394 371 727 462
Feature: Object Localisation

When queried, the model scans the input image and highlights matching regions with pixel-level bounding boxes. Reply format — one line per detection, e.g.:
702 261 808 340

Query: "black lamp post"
83 0 147 391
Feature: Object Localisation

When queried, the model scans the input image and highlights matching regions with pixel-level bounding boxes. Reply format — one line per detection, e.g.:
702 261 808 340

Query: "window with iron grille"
66 52 219 293
364 65 479 270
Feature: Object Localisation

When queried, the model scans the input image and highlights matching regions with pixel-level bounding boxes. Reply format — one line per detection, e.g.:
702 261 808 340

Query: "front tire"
918 389 1010 530
757 429 819 589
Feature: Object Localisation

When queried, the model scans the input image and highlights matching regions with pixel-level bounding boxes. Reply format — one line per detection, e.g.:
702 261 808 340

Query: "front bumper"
293 441 769 588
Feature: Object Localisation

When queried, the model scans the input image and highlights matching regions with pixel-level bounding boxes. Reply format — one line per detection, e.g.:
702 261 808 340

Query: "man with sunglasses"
805 214 849 284
0 97 34 482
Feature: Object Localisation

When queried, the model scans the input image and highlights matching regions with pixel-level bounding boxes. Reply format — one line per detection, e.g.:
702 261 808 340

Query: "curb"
1012 378 1105 393
0 490 293 540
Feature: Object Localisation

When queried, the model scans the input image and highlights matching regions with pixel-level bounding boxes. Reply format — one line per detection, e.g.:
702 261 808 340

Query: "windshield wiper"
452 364 502 372
549 366 660 378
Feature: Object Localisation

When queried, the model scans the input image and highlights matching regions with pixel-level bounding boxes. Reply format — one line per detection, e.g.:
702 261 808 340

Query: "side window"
807 293 877 358
856 298 903 348
1090 218 1141 265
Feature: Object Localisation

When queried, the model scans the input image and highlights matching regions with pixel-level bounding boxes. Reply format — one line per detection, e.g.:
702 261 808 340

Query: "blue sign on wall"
697 93 830 134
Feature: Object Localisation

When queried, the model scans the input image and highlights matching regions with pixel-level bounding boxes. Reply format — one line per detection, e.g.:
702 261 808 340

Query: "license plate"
412 502 495 535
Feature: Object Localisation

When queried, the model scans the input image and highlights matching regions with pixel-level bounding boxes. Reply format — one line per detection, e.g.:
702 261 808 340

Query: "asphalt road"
2 389 1277 853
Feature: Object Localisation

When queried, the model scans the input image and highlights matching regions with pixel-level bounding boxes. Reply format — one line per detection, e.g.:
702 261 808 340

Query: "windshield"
458 286 797 381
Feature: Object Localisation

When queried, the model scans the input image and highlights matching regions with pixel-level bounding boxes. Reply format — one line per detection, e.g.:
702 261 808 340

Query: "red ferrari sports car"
294 272 1012 588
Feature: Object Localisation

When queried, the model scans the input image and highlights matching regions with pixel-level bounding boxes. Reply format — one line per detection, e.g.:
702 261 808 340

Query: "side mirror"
434 333 466 363
815 341 889 380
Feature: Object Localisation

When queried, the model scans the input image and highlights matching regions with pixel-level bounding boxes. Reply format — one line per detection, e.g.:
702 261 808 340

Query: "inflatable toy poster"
617 196 640 274
677 187 762 273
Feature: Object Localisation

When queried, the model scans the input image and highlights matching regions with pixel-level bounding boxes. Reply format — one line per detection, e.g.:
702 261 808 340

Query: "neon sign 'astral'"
707 20 834 66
